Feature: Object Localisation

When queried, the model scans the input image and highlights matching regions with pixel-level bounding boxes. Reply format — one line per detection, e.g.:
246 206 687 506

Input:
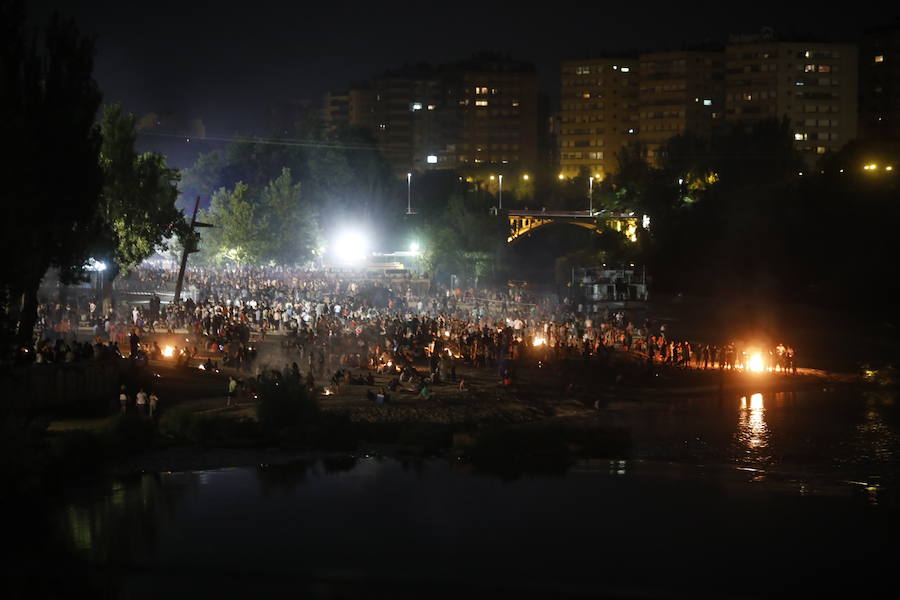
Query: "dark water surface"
17 389 900 598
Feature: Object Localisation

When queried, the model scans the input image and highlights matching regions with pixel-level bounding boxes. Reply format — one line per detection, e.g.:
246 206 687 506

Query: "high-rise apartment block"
324 55 540 176
559 58 638 179
561 34 859 177
322 88 375 134
859 21 900 141
724 37 858 162
638 51 725 165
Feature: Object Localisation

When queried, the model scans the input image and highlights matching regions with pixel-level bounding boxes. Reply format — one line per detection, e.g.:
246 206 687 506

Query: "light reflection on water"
737 392 771 466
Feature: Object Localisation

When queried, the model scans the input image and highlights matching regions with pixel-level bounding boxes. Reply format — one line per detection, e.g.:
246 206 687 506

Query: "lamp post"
588 176 593 215
406 172 413 214
498 174 503 210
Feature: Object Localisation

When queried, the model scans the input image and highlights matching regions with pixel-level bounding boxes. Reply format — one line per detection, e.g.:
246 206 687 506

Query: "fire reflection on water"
737 393 771 464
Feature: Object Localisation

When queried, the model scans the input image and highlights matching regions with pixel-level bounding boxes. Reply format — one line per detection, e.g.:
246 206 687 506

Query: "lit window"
794 133 808 141
427 104 436 111
476 86 488 95
475 100 488 107
426 155 438 164
581 92 591 99
620 67 630 73
511 100 519 107
703 99 712 106
410 102 422 111
875 55 884 63
816 146 826 154
576 66 591 75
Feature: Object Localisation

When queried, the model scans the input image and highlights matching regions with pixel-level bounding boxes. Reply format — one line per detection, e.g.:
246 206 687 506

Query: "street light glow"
333 230 370 264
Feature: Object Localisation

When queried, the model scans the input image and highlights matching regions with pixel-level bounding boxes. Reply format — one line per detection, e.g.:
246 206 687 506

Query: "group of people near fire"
27 265 798 388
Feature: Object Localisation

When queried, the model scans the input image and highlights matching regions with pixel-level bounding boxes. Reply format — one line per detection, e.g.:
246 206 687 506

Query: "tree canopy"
197 168 321 266
98 104 186 275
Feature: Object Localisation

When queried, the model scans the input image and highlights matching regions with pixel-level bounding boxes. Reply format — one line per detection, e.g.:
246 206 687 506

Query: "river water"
12 388 900 599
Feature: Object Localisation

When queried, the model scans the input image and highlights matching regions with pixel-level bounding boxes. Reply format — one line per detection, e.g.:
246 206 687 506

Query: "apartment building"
725 38 858 162
638 50 725 165
859 21 900 141
558 57 639 179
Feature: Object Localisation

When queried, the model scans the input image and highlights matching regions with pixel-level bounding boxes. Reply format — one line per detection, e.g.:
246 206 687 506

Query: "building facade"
638 50 725 165
859 21 900 141
326 55 539 177
724 38 858 163
322 88 375 134
559 58 639 179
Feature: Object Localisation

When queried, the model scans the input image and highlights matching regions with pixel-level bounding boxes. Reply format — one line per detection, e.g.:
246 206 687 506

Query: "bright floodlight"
410 241 420 254
334 230 370 264
86 258 106 272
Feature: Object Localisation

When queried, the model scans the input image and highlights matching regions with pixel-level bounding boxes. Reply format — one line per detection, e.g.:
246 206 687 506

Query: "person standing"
149 391 159 420
225 376 238 406
118 385 129 415
135 388 148 417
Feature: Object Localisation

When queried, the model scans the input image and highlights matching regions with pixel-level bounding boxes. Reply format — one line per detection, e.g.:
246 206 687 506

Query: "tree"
1 2 104 354
198 182 262 265
258 168 321 265
98 104 185 275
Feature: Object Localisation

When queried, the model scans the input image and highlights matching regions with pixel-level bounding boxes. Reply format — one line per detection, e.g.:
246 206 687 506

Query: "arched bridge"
506 210 638 243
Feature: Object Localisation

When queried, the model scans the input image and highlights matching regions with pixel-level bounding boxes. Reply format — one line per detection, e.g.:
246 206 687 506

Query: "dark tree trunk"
16 275 41 350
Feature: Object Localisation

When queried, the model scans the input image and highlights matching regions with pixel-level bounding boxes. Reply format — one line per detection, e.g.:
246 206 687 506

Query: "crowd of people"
26 266 798 395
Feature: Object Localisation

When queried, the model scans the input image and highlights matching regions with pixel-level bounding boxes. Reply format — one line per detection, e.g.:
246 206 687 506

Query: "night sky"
26 0 900 165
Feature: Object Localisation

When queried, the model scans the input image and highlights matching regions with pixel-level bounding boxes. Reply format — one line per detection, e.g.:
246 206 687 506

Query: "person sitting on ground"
458 378 468 392
388 376 400 392
366 389 377 402
366 371 375 386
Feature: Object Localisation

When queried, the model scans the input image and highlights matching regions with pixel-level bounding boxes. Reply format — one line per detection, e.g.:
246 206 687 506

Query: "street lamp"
498 174 503 210
406 172 413 214
588 176 593 214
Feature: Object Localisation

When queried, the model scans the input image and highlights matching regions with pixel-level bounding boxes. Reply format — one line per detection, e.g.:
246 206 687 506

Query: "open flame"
532 336 546 347
162 345 174 358
747 352 765 372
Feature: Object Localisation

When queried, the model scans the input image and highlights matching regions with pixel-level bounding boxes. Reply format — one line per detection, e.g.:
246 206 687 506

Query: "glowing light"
558 173 565 180
333 230 370 264
747 352 765 372
532 336 547 347
750 393 764 409
410 241 420 254
522 174 529 181
86 258 107 272
162 346 174 358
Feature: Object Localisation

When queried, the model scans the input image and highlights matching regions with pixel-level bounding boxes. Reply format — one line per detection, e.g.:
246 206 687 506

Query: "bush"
160 406 261 446
107 414 155 453
256 377 319 436
158 406 197 441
